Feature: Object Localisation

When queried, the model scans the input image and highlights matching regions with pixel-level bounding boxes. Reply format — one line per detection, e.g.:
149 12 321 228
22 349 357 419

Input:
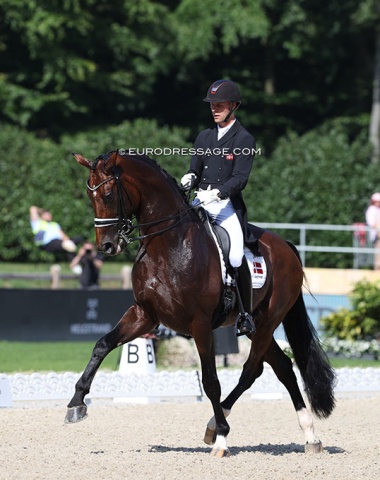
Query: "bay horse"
65 149 336 457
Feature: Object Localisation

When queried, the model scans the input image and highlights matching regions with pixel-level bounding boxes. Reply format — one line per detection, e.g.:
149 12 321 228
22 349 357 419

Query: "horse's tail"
283 242 336 419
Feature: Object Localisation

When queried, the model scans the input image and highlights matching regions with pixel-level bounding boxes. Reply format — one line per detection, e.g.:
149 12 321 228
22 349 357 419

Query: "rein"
87 168 194 245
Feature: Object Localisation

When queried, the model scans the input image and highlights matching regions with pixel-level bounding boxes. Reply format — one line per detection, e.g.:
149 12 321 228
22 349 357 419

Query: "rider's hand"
180 173 196 191
196 188 221 205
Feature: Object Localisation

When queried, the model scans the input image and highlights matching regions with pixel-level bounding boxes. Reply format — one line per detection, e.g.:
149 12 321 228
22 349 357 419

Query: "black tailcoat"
188 120 258 247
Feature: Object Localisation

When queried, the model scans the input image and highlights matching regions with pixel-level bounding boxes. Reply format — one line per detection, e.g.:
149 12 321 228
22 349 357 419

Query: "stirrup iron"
234 312 256 337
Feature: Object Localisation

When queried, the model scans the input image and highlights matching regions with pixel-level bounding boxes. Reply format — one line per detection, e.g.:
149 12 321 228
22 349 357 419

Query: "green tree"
1 0 378 150
0 0 174 137
245 116 378 267
2 0 380 268
0 120 190 262
164 0 376 149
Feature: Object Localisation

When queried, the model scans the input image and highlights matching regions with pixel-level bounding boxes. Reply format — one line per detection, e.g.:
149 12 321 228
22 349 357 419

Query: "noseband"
87 167 192 245
87 168 135 243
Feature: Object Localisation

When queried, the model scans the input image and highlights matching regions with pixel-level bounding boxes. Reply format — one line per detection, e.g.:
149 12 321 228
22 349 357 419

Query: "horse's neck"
133 181 187 227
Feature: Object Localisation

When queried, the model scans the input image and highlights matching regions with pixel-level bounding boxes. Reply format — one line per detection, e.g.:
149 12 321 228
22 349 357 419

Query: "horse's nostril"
102 242 115 254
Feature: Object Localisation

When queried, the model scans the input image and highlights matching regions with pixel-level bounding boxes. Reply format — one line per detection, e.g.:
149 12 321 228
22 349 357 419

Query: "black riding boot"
234 257 256 337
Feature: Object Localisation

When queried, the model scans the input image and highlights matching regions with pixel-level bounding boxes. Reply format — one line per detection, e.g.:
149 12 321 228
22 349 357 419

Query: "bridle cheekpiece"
86 154 194 247
87 168 134 243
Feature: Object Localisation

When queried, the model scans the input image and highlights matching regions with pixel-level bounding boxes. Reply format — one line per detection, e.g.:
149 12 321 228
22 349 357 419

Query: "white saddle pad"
209 224 267 288
244 247 267 289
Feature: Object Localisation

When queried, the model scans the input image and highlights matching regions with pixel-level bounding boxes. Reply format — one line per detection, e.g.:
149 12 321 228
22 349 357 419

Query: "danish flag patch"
226 153 234 160
253 261 264 275
220 249 266 289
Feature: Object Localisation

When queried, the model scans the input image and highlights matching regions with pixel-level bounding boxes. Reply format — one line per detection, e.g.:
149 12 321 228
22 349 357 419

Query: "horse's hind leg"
220 358 264 410
264 338 324 453
204 340 265 446
65 305 155 423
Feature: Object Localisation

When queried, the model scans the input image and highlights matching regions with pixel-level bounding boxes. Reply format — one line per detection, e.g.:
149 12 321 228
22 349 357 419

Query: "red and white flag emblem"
253 262 263 275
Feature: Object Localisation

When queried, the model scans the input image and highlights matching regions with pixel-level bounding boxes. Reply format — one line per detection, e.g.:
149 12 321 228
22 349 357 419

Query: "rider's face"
210 102 235 125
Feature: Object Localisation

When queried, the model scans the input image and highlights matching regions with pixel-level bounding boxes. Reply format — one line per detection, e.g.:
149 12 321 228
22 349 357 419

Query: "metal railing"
252 222 376 268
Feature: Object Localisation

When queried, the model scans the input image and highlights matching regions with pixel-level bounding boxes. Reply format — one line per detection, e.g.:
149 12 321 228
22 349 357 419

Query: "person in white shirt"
365 192 380 269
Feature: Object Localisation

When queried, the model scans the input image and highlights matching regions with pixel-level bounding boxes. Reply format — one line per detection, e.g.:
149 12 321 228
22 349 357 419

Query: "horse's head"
73 150 137 255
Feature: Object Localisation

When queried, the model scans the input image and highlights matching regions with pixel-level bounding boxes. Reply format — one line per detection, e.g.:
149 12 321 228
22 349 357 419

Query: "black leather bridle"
87 167 193 245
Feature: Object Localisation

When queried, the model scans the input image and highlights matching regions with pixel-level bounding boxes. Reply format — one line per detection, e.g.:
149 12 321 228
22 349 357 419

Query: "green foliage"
173 0 268 60
0 0 175 135
246 116 377 267
0 121 190 263
0 0 377 148
63 118 192 180
321 280 380 340
0 116 378 266
0 1 379 265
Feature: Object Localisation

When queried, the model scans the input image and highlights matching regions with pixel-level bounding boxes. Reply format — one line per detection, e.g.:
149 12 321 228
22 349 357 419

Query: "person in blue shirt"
29 205 80 261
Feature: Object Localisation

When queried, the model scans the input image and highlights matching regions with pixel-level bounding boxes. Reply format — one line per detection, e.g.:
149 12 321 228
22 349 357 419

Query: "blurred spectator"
365 192 380 269
29 205 81 261
70 241 104 289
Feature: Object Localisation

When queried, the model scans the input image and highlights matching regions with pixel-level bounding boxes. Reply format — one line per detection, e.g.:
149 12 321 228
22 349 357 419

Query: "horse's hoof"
305 441 324 454
204 427 216 445
210 447 230 458
64 405 88 424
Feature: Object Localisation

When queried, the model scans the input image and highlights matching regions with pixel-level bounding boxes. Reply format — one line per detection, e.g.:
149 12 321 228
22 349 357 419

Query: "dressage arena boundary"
1 366 380 405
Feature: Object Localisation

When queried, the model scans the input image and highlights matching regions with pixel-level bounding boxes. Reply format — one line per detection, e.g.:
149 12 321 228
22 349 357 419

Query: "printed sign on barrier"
118 337 156 375
114 337 157 404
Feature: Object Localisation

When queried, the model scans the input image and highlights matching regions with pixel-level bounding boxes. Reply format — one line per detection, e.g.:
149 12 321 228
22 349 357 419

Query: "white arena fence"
1 367 380 404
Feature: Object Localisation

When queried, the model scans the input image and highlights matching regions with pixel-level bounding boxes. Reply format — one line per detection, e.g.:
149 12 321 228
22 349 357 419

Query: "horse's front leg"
192 320 230 458
65 304 155 423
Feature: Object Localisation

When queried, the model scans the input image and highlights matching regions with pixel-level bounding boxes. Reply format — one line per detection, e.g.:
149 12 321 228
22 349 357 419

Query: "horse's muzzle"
101 242 117 255
101 238 126 255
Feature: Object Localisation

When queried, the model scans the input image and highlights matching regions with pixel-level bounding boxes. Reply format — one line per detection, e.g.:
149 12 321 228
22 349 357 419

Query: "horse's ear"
72 153 93 169
104 150 118 172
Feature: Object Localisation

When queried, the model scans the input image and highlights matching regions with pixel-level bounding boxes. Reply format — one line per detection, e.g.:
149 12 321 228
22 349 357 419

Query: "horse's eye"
105 191 114 202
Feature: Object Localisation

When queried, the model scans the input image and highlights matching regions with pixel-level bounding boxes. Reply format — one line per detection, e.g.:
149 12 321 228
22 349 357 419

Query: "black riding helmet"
203 79 241 105
203 79 241 122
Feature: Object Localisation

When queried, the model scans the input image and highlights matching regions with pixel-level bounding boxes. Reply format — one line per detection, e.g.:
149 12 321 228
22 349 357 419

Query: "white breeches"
202 198 244 268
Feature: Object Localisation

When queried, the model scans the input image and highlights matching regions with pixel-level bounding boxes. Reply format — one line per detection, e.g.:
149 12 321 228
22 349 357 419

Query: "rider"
181 79 256 336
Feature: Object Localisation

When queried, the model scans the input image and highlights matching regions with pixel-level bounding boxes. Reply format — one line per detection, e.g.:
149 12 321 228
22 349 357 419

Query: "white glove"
196 188 221 205
180 173 196 191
